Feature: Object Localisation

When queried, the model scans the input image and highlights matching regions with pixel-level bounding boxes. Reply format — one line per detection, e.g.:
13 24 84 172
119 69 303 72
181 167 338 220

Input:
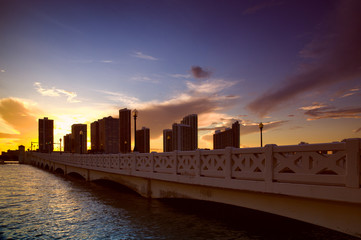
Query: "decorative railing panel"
119 154 132 170
136 153 153 172
273 143 347 186
153 152 176 174
200 150 226 178
177 151 198 176
231 148 265 180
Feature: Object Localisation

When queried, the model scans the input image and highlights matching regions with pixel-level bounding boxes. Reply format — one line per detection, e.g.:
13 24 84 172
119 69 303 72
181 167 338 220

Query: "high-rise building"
163 129 173 152
213 121 240 149
181 114 198 150
38 117 54 153
98 116 120 153
63 134 72 153
172 123 192 151
136 127 150 153
90 121 100 152
119 108 131 153
71 124 87 154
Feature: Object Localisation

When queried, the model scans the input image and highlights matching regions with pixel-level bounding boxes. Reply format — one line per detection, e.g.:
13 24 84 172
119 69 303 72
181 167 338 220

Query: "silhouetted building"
172 123 192 151
119 108 131 153
38 117 54 153
181 114 198 150
91 121 100 152
71 124 87 154
213 121 240 149
63 134 72 153
136 127 150 153
163 129 173 152
98 116 120 153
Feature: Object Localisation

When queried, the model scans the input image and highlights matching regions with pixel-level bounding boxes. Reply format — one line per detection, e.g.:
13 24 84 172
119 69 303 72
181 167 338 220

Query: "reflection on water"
0 164 357 240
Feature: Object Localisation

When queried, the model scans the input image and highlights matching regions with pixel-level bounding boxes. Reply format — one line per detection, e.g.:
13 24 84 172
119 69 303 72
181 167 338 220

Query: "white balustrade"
28 138 361 193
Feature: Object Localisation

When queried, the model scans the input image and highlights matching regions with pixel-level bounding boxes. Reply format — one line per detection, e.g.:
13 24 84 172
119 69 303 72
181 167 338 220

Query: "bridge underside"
36 163 361 238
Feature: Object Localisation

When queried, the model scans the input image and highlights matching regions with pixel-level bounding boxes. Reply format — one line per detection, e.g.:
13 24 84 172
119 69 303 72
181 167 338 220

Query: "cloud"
1 69 5 73
100 60 113 63
247 1 361 116
302 106 361 120
0 98 38 149
186 79 237 94
98 90 140 107
354 127 361 133
299 102 327 111
137 95 220 139
34 82 80 103
169 73 191 79
132 51 158 61
199 118 288 136
242 0 284 15
131 75 160 84
191 66 212 79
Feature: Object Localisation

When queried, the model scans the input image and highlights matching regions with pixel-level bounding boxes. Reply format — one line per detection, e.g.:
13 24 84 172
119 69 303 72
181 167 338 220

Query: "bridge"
27 138 361 238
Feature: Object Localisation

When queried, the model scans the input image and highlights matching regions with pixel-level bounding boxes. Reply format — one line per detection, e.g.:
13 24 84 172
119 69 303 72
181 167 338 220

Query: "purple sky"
0 0 360 151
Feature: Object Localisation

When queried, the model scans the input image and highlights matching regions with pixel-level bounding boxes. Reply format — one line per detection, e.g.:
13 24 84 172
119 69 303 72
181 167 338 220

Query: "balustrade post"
345 138 361 188
174 150 178 175
132 152 137 172
225 147 232 180
264 144 276 187
150 152 155 173
196 149 201 177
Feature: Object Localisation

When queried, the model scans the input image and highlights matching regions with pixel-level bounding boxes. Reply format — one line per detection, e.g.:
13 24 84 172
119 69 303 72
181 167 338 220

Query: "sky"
0 0 360 152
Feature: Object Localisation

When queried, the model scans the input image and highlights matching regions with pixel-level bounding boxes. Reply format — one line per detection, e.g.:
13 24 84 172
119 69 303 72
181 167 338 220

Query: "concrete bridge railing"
28 138 361 204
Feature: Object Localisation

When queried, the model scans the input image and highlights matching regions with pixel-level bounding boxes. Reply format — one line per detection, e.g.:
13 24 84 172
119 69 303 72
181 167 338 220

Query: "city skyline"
1 0 361 152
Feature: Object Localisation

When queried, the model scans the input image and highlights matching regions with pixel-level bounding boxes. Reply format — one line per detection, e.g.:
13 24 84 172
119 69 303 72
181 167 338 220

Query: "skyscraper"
119 108 131 153
172 123 192 151
163 129 172 152
136 127 150 153
98 116 120 153
90 121 100 152
71 124 87 154
213 121 240 149
38 117 54 153
181 114 198 150
63 133 72 153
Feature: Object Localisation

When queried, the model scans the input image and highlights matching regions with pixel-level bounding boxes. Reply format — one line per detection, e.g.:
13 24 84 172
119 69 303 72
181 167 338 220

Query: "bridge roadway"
28 138 361 238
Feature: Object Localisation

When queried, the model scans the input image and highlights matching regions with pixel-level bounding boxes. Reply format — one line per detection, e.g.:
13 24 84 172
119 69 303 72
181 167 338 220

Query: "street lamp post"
59 138 62 154
132 109 138 152
80 130 83 154
259 122 264 147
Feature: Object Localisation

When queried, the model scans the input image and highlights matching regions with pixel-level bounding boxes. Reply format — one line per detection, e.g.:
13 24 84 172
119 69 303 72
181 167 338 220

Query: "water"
0 164 357 240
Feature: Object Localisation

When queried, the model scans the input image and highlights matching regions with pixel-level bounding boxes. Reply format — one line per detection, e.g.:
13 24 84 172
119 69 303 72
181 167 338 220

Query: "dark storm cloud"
247 0 361 116
191 66 212 79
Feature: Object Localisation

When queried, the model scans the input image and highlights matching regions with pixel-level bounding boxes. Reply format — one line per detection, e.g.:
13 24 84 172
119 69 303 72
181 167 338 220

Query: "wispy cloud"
34 82 80 103
169 73 191 79
354 127 361 133
186 79 237 94
242 0 284 15
247 1 361 116
131 75 160 84
299 102 327 111
0 69 5 73
98 90 140 107
132 51 158 61
100 60 113 63
302 106 361 120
